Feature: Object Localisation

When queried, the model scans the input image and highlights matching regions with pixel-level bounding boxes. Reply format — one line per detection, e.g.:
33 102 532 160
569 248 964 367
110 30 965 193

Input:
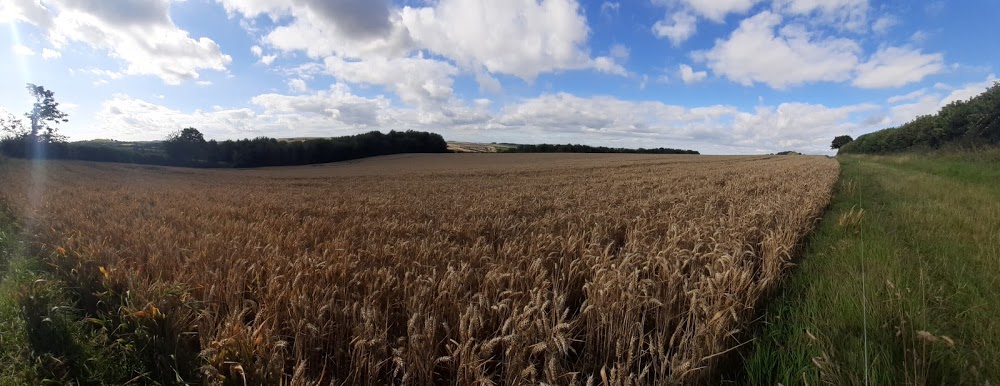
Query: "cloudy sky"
1 0 997 154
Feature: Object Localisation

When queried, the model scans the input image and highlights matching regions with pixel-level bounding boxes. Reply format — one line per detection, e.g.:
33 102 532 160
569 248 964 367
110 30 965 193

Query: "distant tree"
164 127 208 164
25 83 69 144
0 113 27 139
831 135 854 149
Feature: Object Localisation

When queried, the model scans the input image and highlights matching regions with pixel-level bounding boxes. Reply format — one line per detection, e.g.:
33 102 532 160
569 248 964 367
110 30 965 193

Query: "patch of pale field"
0 154 838 385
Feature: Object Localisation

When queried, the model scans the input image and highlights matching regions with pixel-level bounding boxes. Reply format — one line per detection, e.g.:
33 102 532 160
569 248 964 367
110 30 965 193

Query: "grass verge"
0 212 158 385
741 152 999 384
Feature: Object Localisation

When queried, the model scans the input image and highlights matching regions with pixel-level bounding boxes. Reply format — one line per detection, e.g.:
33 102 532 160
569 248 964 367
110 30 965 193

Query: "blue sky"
1 0 997 154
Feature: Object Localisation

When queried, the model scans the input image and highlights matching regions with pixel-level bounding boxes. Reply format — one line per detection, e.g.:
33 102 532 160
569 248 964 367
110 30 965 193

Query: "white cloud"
887 89 927 104
853 47 944 88
251 83 392 127
8 0 231 85
288 78 309 93
196 80 213 86
773 0 869 30
490 92 874 153
592 56 628 76
678 64 708 84
601 1 620 15
250 45 263 57
400 0 595 81
653 11 698 46
220 0 395 39
87 84 886 154
679 0 762 22
94 94 266 138
260 55 277 65
610 44 630 61
474 70 502 94
323 55 458 105
41 48 61 59
871 15 897 34
11 44 35 56
880 74 999 127
700 11 860 88
940 74 998 106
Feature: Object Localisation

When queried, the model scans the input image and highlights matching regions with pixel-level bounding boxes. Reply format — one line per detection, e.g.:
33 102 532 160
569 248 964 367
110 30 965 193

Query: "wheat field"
0 154 838 385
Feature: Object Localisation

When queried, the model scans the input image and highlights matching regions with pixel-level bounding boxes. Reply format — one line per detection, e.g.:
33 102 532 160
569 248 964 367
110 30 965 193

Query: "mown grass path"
742 153 999 385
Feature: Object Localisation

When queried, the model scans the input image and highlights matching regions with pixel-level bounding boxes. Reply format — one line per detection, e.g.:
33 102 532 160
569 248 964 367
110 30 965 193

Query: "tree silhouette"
164 127 208 164
26 83 69 144
831 135 854 150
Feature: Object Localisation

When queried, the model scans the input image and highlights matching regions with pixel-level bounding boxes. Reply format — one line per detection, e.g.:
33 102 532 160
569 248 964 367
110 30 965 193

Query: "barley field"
0 154 838 385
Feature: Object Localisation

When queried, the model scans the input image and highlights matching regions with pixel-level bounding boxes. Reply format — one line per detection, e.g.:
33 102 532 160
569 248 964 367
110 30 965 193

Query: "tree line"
160 128 449 167
501 143 699 154
837 82 1000 154
1 84 450 168
1 127 449 168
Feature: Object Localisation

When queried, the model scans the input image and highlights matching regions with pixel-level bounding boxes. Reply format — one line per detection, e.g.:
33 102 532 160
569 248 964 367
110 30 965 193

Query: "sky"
0 0 997 155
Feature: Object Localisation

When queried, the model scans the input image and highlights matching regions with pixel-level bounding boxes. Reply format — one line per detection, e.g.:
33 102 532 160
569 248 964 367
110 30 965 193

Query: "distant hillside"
840 82 1000 154
500 143 699 155
446 142 516 153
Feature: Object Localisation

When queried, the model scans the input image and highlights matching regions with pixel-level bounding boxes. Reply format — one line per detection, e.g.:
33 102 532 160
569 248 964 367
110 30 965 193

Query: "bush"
841 82 1000 154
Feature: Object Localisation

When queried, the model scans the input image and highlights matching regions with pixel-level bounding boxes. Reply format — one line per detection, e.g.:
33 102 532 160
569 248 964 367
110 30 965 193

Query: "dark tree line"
162 129 448 167
839 82 1000 154
501 143 699 155
2 129 449 168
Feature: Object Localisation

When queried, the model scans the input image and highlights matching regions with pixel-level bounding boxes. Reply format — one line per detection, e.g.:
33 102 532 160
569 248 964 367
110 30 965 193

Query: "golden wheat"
0 153 838 385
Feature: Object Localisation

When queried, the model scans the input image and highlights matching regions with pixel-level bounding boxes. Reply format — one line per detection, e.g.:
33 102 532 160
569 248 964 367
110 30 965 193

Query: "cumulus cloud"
880 74 998 127
773 0 869 30
871 15 897 34
700 11 860 88
400 0 594 81
252 83 392 127
653 11 698 46
679 0 762 22
88 85 886 154
939 74 998 106
853 47 944 88
887 89 927 104
601 1 620 16
7 0 231 85
678 64 708 84
11 44 35 56
94 94 265 138
651 0 763 45
323 55 458 105
288 78 309 93
221 0 617 108
41 48 61 59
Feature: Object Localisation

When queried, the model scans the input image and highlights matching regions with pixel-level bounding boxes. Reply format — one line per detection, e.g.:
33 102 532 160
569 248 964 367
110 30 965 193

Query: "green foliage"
164 127 209 164
2 129 449 168
830 135 853 149
0 212 205 385
0 217 145 385
501 143 699 154
841 82 1000 154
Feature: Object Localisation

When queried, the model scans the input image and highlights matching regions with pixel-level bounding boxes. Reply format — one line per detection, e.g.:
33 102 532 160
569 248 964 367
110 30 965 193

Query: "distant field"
446 141 515 153
0 154 837 385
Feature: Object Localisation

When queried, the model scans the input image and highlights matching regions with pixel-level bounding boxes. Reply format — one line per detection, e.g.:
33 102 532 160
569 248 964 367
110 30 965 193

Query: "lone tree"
164 127 208 164
831 135 854 150
26 83 69 144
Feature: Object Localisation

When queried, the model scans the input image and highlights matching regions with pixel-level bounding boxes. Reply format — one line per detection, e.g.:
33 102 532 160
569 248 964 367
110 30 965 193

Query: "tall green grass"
741 152 1000 384
0 215 149 385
